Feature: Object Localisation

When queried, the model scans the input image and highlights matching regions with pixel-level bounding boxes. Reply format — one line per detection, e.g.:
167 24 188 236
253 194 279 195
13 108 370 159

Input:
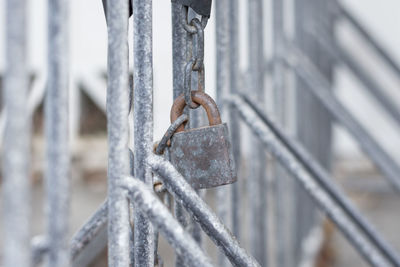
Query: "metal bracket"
172 0 212 17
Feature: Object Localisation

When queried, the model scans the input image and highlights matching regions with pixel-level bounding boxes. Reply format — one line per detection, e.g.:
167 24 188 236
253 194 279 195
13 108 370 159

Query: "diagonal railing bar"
120 177 214 267
31 201 107 267
70 201 108 266
228 95 389 267
308 26 400 127
148 155 261 267
338 4 400 80
283 43 400 193
239 94 400 267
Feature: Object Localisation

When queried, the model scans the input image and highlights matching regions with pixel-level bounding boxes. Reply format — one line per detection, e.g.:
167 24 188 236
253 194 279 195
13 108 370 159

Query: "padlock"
168 91 237 189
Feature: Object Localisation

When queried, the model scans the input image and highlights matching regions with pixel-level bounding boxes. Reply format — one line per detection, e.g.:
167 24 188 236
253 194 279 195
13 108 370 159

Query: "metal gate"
2 0 400 266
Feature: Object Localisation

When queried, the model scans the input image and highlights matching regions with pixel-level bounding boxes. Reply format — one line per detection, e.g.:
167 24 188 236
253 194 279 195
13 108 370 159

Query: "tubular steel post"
121 177 214 267
171 4 192 266
132 0 155 265
271 0 295 266
172 3 187 101
149 155 261 267
106 0 131 265
248 0 268 265
285 45 400 193
185 7 204 250
215 0 232 266
294 0 334 262
45 0 70 265
294 1 316 262
229 95 390 267
2 0 30 266
239 94 400 266
228 0 241 240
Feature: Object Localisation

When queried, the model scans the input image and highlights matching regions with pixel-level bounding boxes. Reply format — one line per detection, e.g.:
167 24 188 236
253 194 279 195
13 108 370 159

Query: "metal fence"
2 0 400 266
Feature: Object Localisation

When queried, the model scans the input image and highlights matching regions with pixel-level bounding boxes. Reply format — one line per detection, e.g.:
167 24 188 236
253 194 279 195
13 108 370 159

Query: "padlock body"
169 123 237 189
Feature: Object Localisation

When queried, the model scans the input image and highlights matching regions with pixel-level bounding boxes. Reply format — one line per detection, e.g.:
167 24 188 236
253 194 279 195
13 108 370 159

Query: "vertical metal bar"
294 0 333 262
171 4 196 266
45 0 70 265
215 1 231 265
272 0 295 266
248 0 268 265
294 3 312 260
2 0 30 266
185 8 204 249
228 0 241 240
172 3 187 100
133 0 155 265
106 0 130 265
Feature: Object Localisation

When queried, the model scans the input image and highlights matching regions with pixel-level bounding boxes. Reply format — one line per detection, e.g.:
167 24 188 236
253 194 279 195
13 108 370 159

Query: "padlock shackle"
171 91 222 132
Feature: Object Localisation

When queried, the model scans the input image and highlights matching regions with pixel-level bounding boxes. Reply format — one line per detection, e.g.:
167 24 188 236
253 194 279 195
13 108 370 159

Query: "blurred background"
1 0 400 266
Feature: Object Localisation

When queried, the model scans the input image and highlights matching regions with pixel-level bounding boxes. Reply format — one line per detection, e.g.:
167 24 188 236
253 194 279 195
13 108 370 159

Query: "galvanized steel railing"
2 0 400 267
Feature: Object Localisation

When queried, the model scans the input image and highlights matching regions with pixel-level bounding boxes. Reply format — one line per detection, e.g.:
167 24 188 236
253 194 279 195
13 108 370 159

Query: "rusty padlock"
169 91 237 189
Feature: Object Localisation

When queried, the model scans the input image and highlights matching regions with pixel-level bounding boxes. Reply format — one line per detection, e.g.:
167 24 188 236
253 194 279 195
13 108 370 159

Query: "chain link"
181 5 208 33
181 6 207 109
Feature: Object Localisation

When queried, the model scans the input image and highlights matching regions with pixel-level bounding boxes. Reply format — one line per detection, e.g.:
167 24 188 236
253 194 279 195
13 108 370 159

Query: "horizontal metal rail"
239 94 400 266
309 27 400 127
339 5 400 80
228 95 390 266
148 155 260 267
120 176 214 267
283 44 400 193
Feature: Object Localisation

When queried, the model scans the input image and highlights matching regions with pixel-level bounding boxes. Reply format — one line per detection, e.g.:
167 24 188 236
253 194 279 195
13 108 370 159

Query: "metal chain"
181 5 208 33
182 6 207 109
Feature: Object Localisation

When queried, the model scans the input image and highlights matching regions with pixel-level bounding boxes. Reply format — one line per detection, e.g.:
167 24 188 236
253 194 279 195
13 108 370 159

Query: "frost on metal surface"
106 0 130 265
2 0 31 266
148 155 260 267
229 95 390 267
121 177 214 267
45 0 70 265
132 0 155 265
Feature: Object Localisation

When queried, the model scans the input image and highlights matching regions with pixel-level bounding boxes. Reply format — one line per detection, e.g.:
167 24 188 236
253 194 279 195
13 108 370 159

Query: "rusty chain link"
180 5 208 33
182 6 207 109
